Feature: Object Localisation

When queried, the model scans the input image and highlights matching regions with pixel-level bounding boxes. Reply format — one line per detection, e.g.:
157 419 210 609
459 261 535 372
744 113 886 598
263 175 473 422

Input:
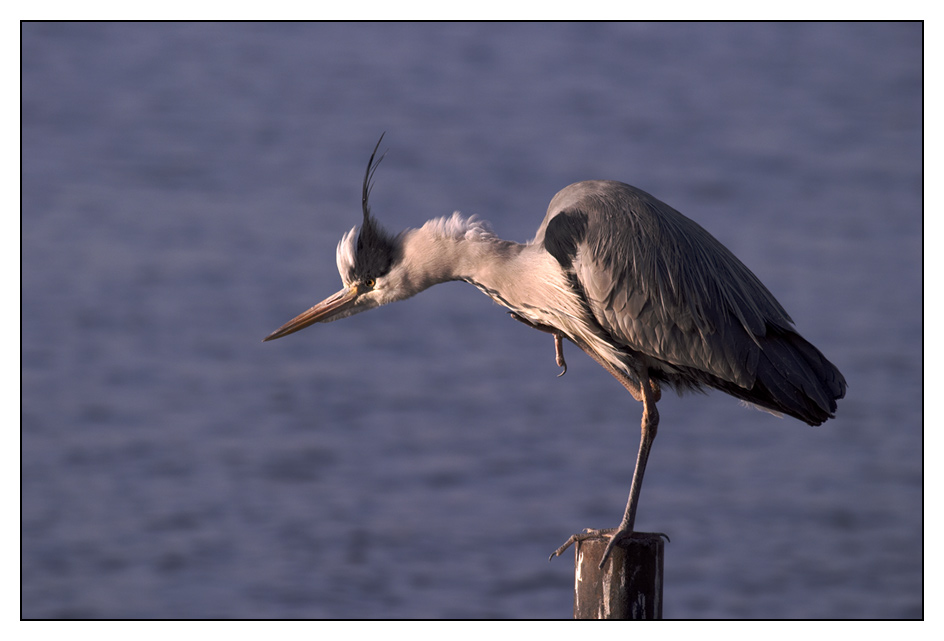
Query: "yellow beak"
263 285 361 342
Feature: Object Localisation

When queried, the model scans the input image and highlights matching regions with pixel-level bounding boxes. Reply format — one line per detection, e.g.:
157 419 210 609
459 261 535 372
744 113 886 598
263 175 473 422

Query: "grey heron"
264 136 847 567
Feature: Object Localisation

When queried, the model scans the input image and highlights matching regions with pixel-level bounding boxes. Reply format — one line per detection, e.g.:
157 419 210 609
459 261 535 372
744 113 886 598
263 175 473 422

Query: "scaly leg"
597 372 660 567
508 312 567 376
505 315 664 567
553 333 567 376
550 369 661 569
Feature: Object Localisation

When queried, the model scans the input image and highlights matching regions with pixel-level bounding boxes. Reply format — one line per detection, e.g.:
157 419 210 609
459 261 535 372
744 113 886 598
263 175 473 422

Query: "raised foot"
553 332 567 376
507 312 568 376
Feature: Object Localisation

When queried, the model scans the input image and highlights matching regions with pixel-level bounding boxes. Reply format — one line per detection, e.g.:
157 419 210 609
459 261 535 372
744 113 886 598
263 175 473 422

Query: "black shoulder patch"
544 209 589 269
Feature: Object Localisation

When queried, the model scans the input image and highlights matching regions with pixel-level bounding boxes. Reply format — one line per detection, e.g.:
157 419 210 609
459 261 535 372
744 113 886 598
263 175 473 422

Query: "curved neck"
397 216 524 292
401 216 576 319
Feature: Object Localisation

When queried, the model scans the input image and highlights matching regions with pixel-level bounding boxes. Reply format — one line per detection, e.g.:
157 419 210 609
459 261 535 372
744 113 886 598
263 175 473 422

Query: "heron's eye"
364 278 376 289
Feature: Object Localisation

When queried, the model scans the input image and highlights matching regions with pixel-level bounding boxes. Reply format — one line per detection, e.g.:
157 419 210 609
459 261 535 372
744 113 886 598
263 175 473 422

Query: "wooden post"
573 532 666 619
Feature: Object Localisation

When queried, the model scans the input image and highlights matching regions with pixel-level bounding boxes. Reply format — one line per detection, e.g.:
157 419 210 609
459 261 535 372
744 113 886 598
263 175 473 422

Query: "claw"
550 529 670 567
506 312 570 376
548 528 615 561
554 333 567 376
598 528 634 568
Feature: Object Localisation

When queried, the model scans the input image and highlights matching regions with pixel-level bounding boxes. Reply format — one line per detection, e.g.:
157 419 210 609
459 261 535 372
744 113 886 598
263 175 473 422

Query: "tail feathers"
745 327 846 426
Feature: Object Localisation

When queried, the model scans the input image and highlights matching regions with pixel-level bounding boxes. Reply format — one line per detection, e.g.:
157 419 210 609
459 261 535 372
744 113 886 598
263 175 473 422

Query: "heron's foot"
548 527 617 561
554 333 567 376
550 528 670 568
598 527 637 569
507 312 568 376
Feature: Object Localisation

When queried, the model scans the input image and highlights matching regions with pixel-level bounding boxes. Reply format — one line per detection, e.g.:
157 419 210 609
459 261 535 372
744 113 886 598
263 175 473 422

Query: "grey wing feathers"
541 180 846 425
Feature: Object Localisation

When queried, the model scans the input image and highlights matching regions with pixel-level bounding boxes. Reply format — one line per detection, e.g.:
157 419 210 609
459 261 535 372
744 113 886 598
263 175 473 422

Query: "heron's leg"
507 312 567 376
596 373 660 567
549 370 661 567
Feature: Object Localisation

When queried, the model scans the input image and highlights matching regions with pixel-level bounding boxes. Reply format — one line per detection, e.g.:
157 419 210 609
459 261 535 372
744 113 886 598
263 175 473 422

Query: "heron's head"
263 135 415 342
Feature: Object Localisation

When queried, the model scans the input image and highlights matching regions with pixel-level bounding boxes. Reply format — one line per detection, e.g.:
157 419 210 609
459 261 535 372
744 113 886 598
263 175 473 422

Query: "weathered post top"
573 532 666 619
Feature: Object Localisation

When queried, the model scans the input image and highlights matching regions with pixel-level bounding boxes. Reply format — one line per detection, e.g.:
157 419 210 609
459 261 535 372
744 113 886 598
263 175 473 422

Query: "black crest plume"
354 134 396 281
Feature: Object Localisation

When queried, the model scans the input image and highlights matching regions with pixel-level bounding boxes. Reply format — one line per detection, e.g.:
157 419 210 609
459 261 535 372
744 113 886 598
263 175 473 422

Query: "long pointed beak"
263 285 361 342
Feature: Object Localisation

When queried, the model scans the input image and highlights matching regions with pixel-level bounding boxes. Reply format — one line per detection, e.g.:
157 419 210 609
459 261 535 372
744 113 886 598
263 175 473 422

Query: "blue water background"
22 22 922 619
